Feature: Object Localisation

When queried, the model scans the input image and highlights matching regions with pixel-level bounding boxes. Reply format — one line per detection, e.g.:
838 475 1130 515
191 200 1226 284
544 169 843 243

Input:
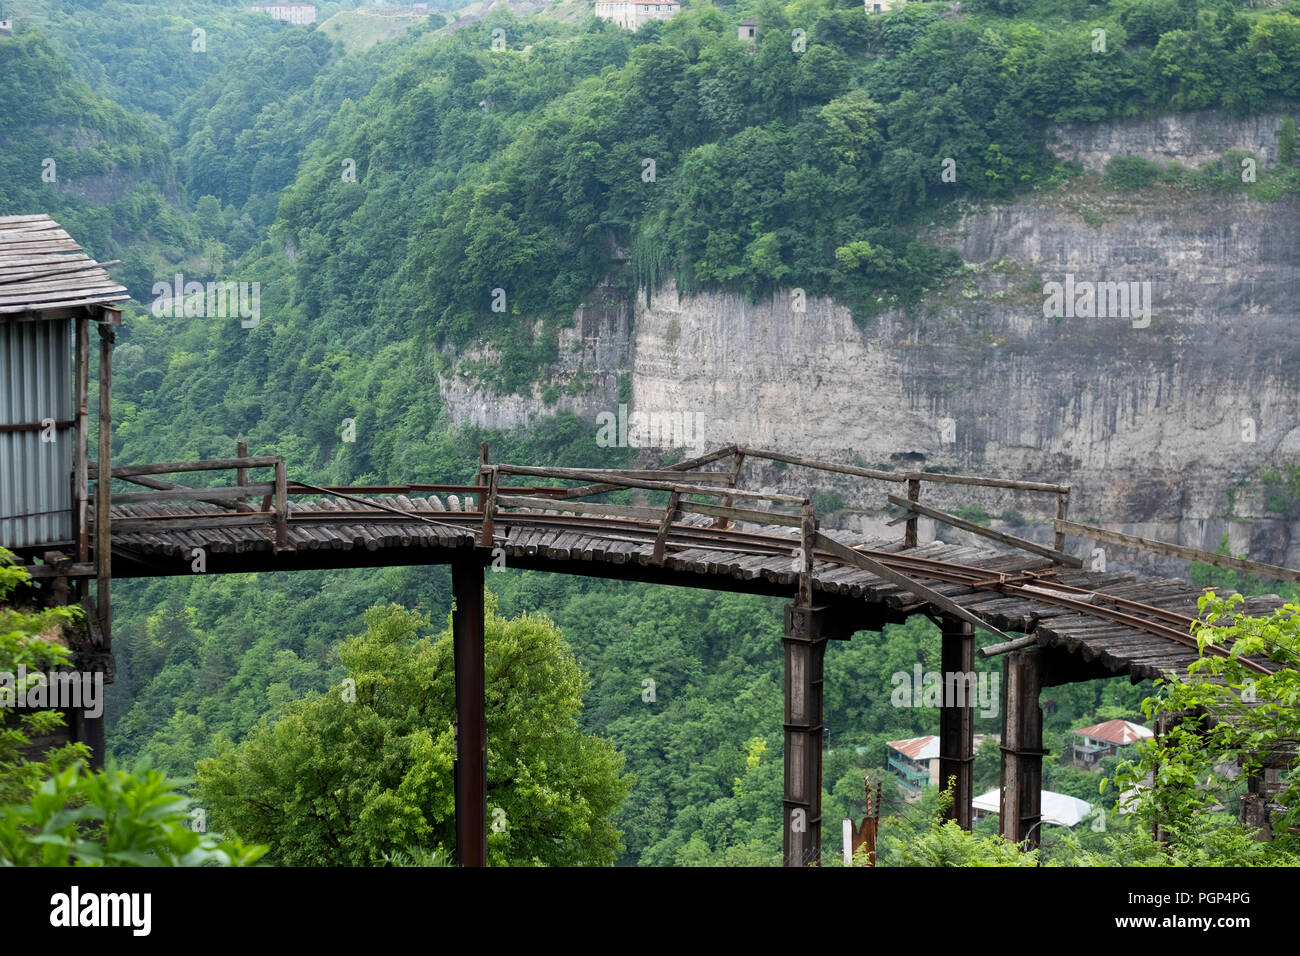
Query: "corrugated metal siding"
0 320 74 550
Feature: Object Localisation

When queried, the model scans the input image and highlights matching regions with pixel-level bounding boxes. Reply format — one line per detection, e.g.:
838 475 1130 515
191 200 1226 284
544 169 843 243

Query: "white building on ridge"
251 2 318 25
594 1 680 31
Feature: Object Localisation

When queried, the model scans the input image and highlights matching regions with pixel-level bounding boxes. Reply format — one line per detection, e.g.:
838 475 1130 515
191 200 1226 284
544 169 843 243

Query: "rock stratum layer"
440 110 1300 572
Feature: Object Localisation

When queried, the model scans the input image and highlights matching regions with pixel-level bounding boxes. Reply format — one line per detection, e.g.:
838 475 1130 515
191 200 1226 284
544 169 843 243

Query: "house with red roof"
1071 718 1153 769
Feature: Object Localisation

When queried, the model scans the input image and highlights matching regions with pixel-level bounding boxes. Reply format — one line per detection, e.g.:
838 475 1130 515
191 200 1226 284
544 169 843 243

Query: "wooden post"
453 558 487 867
904 478 920 549
479 466 498 547
273 458 288 551
94 325 113 644
799 500 815 608
783 603 827 866
85 323 114 771
1053 489 1070 556
75 318 89 563
999 647 1044 851
235 441 248 510
652 490 680 565
939 617 975 830
478 442 490 484
714 451 745 529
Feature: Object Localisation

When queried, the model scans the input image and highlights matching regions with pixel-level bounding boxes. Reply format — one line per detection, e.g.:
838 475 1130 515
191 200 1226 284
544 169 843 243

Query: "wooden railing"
91 454 290 550
729 446 1077 567
475 448 1022 638
471 443 1082 578
484 461 817 602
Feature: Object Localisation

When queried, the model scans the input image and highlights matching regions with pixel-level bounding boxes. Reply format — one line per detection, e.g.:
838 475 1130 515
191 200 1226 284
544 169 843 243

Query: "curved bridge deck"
21 444 1291 866
102 488 1285 684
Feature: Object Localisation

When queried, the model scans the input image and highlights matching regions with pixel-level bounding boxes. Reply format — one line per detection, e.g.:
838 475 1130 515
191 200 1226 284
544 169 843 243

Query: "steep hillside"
0 29 201 283
43 0 1298 865
442 112 1300 571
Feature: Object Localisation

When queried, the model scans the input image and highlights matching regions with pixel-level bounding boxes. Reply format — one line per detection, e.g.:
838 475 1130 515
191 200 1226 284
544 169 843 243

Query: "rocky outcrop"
439 111 1300 572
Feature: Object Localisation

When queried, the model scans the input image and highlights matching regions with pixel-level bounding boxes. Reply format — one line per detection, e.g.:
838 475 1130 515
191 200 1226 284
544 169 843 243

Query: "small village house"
1071 718 1152 769
886 734 998 795
593 1 680 31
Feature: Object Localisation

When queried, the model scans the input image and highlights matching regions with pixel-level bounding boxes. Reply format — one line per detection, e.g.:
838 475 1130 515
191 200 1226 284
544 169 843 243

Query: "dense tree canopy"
196 600 632 865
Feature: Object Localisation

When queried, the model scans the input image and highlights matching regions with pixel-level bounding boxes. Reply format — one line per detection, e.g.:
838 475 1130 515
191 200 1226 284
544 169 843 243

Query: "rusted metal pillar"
1240 768 1277 842
783 603 827 867
939 617 975 829
1000 647 1044 850
452 558 487 867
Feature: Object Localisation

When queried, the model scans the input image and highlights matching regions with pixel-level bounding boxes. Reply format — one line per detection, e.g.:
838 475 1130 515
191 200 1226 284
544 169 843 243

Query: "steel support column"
939 617 975 829
783 603 827 867
1000 646 1044 850
452 558 486 867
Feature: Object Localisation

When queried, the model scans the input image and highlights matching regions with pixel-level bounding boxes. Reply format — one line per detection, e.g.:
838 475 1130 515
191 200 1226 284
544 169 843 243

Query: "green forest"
1 0 1299 867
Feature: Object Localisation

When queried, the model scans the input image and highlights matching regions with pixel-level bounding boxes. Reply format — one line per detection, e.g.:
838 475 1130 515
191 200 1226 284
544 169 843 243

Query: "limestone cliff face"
438 281 635 431
439 110 1300 571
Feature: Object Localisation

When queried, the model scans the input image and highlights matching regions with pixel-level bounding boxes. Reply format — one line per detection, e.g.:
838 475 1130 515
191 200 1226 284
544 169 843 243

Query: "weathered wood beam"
1000 647 1044 851
495 463 808 505
904 478 920 549
783 603 827 867
889 494 1082 567
652 491 680 565
553 445 738 500
1053 490 1071 554
105 513 277 533
99 456 280 478
1055 519 1300 584
737 446 904 482
678 500 803 528
109 483 275 504
452 559 486 867
814 531 1015 643
94 324 112 650
903 472 1069 494
75 317 89 563
495 494 664 521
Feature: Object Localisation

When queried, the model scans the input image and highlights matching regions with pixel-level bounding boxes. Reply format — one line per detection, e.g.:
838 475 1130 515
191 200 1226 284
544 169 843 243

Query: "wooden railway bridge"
3 214 1296 866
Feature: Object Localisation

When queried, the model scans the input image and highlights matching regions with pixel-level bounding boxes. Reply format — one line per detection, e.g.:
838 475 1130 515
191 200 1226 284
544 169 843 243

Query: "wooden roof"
0 214 130 318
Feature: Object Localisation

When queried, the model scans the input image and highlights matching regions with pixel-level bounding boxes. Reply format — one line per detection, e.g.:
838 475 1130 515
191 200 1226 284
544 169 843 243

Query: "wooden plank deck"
86 495 1289 683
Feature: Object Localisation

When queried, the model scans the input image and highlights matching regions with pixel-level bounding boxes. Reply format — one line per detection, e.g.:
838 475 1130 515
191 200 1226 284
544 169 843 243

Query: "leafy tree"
0 760 266 867
882 786 1040 867
196 599 632 865
0 548 86 804
1110 592 1300 861
0 549 262 866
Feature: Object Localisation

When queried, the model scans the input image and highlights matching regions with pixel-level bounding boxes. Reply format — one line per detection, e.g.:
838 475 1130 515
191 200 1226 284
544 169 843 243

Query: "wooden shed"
0 214 127 558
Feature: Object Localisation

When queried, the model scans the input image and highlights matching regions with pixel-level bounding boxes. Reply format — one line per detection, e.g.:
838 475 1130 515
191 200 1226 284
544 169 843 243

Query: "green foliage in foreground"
0 760 266 867
0 549 265 867
1110 591 1300 862
0 548 88 805
196 599 632 866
